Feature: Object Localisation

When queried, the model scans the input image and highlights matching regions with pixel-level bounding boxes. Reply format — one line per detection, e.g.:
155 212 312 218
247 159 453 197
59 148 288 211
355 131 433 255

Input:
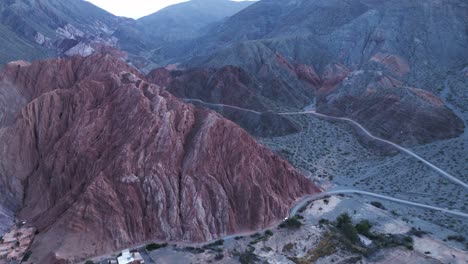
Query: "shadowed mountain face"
149 0 466 145
0 54 319 263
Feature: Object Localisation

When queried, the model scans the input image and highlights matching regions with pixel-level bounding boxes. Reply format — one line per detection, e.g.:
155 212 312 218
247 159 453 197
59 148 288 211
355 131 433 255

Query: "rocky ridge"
0 54 319 262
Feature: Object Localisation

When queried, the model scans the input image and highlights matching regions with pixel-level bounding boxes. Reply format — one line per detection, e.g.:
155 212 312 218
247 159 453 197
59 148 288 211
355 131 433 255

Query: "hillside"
0 0 127 64
0 54 319 263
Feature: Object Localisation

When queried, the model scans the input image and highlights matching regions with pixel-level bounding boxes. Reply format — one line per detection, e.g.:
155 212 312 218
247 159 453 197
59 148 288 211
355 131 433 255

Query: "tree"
335 213 358 242
336 213 352 228
355 220 372 237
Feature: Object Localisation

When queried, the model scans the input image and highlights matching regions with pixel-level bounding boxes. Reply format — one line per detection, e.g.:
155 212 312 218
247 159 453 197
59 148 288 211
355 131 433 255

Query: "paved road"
288 189 468 218
282 110 468 190
184 98 468 190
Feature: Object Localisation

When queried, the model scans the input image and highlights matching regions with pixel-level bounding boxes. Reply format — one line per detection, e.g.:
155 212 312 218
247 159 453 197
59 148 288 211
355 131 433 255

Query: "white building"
117 249 145 264
358 234 373 247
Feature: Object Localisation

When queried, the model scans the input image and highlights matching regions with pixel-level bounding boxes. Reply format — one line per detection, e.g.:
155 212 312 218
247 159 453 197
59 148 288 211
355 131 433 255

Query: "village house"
117 249 144 264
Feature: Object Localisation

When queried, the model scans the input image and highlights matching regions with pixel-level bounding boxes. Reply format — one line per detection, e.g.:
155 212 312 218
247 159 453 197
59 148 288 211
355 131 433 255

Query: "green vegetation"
336 213 352 227
184 246 205 254
239 248 260 264
250 233 261 238
84 261 94 264
370 201 386 210
318 218 329 225
408 227 427 237
355 220 372 237
145 242 168 251
211 239 224 246
249 230 273 245
447 235 466 242
282 242 295 252
279 216 303 229
203 239 224 251
336 213 358 242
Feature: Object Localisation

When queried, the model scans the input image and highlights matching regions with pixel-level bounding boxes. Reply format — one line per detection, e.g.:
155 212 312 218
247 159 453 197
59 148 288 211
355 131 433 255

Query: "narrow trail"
186 98 468 190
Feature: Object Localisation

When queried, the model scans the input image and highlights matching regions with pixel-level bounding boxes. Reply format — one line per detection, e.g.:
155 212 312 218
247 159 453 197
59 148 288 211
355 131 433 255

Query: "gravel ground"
257 97 468 248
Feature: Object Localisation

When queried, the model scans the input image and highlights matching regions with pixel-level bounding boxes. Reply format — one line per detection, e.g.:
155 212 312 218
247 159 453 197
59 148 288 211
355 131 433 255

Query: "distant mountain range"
0 0 255 67
0 0 127 63
151 0 467 145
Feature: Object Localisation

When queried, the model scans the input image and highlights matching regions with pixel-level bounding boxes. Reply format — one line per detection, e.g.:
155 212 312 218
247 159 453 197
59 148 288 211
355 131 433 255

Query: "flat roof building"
117 249 144 264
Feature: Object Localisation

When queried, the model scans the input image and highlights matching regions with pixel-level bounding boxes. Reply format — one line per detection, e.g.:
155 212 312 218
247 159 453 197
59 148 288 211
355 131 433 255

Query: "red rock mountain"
147 66 302 137
0 54 319 262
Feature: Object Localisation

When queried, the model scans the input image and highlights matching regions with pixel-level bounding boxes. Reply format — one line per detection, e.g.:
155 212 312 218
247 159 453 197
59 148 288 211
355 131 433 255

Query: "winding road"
214 189 468 246
185 98 468 190
288 189 468 218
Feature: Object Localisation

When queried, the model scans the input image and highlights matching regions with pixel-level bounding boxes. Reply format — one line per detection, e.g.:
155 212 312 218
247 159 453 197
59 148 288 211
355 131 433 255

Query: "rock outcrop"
148 66 302 137
0 54 319 262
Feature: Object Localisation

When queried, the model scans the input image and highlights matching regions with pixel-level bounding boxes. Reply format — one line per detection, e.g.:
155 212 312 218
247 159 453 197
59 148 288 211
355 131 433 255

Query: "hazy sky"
86 0 189 19
86 0 252 19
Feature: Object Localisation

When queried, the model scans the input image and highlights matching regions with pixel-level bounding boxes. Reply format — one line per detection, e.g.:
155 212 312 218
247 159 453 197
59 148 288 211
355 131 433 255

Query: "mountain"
0 0 127 64
152 0 467 145
138 0 255 43
114 0 255 70
0 54 319 263
147 66 302 137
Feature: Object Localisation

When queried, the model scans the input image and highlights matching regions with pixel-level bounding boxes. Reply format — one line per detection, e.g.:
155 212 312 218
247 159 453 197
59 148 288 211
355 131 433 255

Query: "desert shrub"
146 242 168 251
340 222 359 242
265 230 273 236
84 261 94 264
239 249 259 264
283 242 295 252
318 219 329 225
211 239 224 246
335 213 358 242
370 201 386 210
408 227 427 238
447 235 466 242
279 217 302 229
336 213 352 228
355 220 372 237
